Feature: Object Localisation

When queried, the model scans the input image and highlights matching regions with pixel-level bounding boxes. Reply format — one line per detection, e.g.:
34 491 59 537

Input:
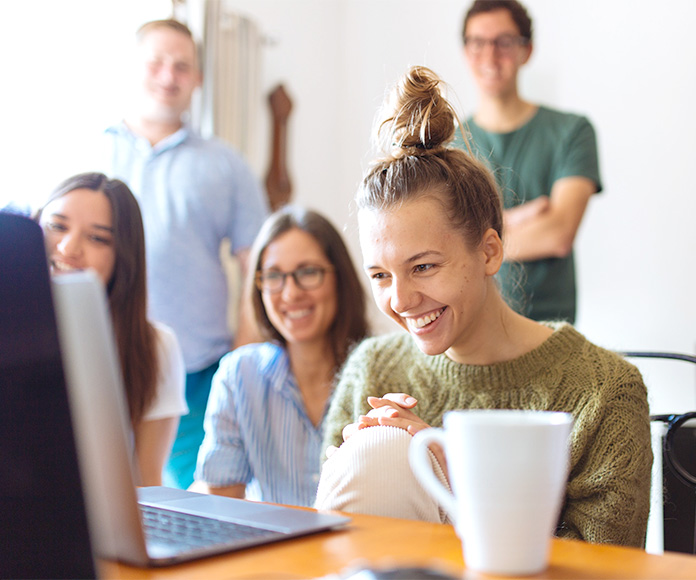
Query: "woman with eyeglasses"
192 205 369 506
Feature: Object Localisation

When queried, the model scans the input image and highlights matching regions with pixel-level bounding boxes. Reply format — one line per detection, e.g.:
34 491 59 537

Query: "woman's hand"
340 393 430 444
333 393 447 478
328 393 448 478
323 393 427 459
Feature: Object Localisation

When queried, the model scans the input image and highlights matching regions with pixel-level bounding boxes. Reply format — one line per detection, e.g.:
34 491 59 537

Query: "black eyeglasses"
255 265 334 293
464 34 529 55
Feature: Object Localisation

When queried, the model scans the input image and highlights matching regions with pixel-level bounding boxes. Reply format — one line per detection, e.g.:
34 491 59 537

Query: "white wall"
4 0 695 413
222 0 696 414
0 0 171 206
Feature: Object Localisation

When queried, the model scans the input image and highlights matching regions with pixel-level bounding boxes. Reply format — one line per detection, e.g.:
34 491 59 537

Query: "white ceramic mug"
409 409 572 576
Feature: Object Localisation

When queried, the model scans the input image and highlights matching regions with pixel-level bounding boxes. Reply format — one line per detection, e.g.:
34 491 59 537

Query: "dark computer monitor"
0 212 96 579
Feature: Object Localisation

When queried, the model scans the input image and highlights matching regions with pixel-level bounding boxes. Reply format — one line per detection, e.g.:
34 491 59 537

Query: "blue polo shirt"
105 123 269 371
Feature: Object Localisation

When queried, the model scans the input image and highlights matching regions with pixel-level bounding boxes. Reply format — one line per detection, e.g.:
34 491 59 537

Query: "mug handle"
409 428 457 523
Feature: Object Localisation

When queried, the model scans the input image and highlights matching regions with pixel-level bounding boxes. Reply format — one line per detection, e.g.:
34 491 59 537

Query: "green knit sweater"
323 323 652 548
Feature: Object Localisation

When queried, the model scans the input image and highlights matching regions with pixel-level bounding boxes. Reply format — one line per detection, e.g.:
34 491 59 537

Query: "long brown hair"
245 205 369 372
36 172 159 425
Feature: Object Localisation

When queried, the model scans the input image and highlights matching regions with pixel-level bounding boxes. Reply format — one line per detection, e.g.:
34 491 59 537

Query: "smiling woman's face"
259 228 338 348
39 188 116 286
359 194 501 362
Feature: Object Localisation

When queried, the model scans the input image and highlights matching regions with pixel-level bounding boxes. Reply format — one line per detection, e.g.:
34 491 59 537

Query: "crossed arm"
503 176 596 262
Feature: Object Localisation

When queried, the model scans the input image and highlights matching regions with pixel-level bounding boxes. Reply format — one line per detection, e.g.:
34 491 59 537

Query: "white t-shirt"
143 322 188 421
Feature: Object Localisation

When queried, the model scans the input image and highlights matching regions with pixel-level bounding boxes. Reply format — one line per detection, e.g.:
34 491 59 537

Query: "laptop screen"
0 213 96 579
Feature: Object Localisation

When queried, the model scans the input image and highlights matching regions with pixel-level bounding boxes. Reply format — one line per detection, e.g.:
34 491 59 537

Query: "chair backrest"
621 351 696 555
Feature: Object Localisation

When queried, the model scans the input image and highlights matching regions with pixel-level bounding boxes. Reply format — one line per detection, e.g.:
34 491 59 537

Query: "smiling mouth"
407 307 445 330
150 86 179 100
51 260 81 273
286 308 312 320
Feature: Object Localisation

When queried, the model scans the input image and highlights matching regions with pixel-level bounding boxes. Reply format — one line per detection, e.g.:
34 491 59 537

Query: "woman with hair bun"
315 66 651 548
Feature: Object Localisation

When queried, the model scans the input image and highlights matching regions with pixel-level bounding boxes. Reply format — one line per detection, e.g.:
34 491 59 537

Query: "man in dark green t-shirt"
459 0 602 323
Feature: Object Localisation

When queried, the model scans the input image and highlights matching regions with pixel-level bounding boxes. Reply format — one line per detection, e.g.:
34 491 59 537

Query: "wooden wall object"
265 85 293 211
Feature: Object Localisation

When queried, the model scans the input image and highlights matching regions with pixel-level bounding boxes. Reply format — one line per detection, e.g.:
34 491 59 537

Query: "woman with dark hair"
35 172 188 485
314 67 651 548
193 205 369 507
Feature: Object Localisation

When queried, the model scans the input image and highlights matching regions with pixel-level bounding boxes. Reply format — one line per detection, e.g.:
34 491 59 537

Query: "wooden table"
99 510 696 579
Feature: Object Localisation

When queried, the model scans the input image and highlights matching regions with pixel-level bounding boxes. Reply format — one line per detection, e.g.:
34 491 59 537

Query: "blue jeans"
163 360 220 489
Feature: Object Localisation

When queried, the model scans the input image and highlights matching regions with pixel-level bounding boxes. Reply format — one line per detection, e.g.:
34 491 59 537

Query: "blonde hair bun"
378 66 456 158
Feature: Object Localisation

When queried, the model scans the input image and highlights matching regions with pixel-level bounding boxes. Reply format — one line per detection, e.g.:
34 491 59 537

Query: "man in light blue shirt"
105 19 268 488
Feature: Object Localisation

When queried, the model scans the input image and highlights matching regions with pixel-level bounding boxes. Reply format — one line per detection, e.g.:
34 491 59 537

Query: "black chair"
621 351 696 554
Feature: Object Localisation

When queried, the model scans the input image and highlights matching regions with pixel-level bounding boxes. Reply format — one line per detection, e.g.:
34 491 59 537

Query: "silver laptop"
51 271 349 567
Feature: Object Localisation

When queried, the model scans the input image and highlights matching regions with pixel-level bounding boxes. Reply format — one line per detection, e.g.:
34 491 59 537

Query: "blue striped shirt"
195 342 326 507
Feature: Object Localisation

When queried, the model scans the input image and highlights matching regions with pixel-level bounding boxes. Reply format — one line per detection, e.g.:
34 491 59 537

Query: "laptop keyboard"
140 505 283 550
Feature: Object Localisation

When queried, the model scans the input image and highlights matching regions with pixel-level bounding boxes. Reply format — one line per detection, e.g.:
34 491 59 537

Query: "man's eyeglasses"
464 34 529 56
255 265 334 293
